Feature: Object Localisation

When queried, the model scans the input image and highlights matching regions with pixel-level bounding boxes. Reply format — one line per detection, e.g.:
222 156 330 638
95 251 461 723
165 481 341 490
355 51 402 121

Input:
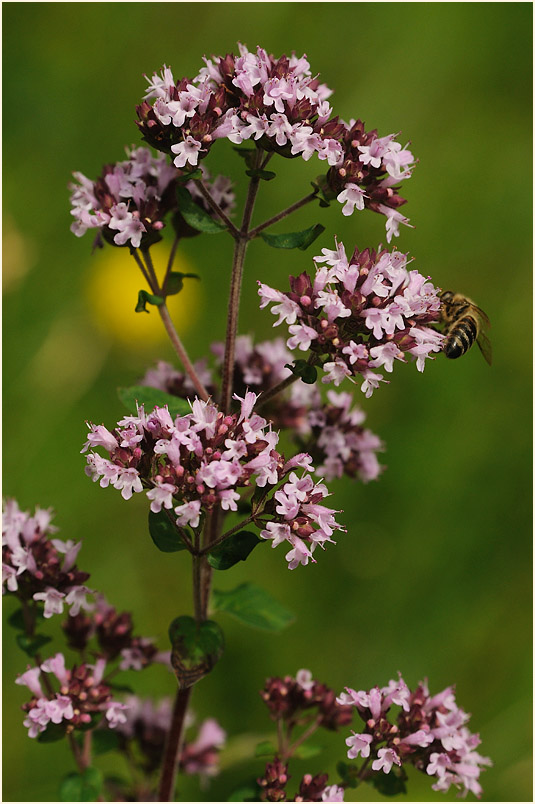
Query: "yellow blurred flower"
86 242 201 347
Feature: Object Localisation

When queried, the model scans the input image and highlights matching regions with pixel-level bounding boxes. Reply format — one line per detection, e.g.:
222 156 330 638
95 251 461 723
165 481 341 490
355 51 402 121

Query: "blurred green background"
3 3 532 802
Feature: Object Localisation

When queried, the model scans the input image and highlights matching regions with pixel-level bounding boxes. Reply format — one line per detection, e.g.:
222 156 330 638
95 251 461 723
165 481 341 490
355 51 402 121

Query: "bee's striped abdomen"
444 316 478 359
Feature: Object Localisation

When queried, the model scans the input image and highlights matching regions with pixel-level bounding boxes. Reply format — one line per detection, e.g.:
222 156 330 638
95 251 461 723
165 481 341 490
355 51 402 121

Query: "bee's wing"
476 330 492 366
472 304 491 328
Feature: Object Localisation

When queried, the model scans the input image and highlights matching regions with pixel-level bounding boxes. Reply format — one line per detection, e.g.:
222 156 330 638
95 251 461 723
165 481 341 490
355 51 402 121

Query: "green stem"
219 151 263 413
140 248 160 290
192 179 240 238
131 248 157 292
255 354 318 411
198 513 256 556
163 508 197 555
157 303 210 401
248 191 318 239
283 715 322 761
255 373 299 410
135 249 210 402
162 235 181 294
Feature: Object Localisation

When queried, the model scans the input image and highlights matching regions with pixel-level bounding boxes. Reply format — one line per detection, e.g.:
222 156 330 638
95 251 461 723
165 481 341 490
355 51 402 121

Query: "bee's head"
440 290 454 302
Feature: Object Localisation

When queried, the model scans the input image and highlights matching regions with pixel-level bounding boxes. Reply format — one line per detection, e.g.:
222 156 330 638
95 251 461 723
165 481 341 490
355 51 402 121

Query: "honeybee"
439 291 492 365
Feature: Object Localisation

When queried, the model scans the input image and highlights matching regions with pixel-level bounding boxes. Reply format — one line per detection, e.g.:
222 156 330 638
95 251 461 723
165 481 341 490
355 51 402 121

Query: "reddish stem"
157 686 193 802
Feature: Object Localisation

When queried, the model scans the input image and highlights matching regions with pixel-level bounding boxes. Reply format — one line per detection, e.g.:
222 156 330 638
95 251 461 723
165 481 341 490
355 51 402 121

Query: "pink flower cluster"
69 146 177 247
82 394 343 568
338 674 492 798
259 464 345 569
305 390 384 483
259 239 445 397
2 500 93 619
69 147 234 248
115 695 226 779
140 337 384 485
83 393 280 522
136 44 414 240
16 653 128 738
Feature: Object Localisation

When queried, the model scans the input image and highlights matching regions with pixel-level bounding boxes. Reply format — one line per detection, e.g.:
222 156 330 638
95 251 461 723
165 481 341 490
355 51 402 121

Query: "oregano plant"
4 44 491 802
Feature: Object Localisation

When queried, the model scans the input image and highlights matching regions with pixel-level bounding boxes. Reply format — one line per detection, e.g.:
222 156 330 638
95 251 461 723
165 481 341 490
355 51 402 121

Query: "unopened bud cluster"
261 669 353 731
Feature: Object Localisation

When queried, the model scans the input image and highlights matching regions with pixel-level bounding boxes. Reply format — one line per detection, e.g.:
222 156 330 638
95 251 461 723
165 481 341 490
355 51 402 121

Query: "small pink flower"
346 732 373 759
174 500 201 529
337 183 366 216
15 667 44 698
322 784 345 802
41 653 70 685
65 585 94 617
33 588 66 618
171 136 202 168
296 669 314 691
105 701 130 729
372 747 401 774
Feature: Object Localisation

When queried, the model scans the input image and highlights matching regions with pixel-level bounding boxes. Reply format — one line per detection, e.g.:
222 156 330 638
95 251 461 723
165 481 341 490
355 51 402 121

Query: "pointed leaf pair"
169 615 224 688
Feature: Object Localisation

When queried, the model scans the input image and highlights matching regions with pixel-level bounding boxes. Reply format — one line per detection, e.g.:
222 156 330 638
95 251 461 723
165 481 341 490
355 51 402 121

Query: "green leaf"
311 177 335 206
37 723 67 743
118 385 191 418
176 186 226 233
259 224 325 251
232 145 258 170
135 289 164 313
293 743 322 760
254 740 276 758
148 509 188 553
212 583 295 632
336 761 359 789
16 633 52 657
207 530 263 570
169 616 224 688
368 767 408 797
176 168 203 184
59 768 103 802
245 168 276 181
7 607 44 630
165 271 200 296
92 729 120 756
285 360 318 384
108 682 135 694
